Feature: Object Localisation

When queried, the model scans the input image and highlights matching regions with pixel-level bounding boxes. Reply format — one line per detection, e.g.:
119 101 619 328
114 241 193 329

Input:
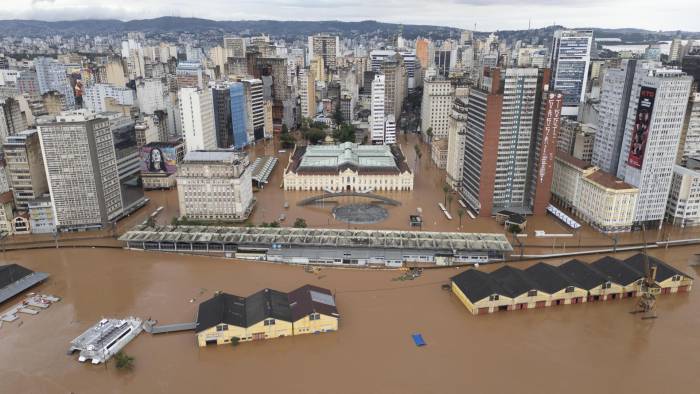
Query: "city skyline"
3 0 700 32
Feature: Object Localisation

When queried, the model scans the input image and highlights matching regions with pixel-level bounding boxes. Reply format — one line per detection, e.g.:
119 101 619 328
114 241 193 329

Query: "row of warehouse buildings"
451 254 693 315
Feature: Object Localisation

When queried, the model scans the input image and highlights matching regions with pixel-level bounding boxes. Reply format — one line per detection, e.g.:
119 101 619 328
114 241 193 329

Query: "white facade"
679 92 700 163
616 69 693 227
34 57 75 109
370 74 386 144
37 110 123 231
666 165 700 227
83 84 135 113
136 78 167 115
177 151 254 221
384 115 396 144
178 87 216 153
421 77 454 139
446 96 468 188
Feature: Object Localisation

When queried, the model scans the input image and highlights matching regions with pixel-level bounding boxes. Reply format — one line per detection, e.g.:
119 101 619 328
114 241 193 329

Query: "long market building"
119 224 513 266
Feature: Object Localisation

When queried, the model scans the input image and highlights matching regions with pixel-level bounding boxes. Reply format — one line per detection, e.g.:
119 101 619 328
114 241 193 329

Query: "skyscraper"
212 84 232 149
370 74 386 144
0 97 27 145
445 94 469 188
309 34 339 71
178 87 217 153
549 29 593 116
3 129 49 211
223 36 246 59
242 79 265 142
230 82 248 149
616 68 693 228
421 76 454 139
34 57 75 109
37 110 123 231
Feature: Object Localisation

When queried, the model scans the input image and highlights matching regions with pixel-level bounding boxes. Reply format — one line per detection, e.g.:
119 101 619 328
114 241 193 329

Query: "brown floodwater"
1 246 700 393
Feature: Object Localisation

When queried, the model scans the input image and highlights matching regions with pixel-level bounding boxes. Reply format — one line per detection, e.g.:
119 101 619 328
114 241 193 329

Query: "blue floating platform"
412 333 426 347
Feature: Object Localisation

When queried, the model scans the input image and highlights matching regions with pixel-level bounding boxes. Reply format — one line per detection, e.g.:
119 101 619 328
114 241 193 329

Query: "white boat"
68 317 143 364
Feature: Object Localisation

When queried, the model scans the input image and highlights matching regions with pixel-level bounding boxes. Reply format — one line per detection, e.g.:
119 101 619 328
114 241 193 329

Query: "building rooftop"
0 264 50 304
120 224 513 253
585 170 636 191
555 151 594 171
183 150 242 164
289 143 411 175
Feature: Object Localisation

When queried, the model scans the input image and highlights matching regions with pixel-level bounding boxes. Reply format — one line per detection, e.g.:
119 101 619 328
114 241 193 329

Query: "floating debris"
0 294 60 328
392 268 423 282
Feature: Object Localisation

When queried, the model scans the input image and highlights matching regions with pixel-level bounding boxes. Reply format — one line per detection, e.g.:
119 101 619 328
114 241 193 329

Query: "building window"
565 286 575 293
309 313 321 321
264 318 275 326
489 294 499 301
216 324 228 331
602 282 611 289
527 290 537 297
672 275 681 282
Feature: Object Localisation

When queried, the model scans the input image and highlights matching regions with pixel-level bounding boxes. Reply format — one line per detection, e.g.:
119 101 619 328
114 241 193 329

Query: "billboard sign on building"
532 92 563 215
627 86 656 169
141 145 178 175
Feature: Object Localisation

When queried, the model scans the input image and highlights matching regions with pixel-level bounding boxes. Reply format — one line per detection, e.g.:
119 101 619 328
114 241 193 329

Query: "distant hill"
0 17 697 42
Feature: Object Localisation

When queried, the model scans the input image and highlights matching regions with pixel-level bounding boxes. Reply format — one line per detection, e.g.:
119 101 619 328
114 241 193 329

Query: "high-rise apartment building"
0 97 28 144
223 36 246 59
178 87 217 153
3 129 49 211
242 79 265 142
37 110 123 231
34 57 75 109
370 74 387 144
309 34 339 71
549 29 593 116
445 94 469 188
616 68 693 228
83 84 135 113
669 38 683 63
176 61 205 90
460 67 553 216
415 38 431 69
666 164 700 227
212 84 233 149
105 113 147 215
421 76 454 139
136 78 168 115
678 92 700 164
299 67 317 119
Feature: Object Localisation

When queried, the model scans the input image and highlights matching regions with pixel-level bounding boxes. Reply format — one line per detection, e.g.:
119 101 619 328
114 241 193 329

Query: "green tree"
442 184 450 206
303 128 326 144
230 337 240 347
281 124 289 134
425 127 434 144
280 132 295 148
457 208 465 229
447 195 453 211
293 218 308 228
333 103 344 125
114 351 134 371
332 123 356 143
508 224 522 241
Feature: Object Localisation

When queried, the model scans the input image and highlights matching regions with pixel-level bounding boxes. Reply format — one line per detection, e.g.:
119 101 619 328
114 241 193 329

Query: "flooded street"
1 246 700 393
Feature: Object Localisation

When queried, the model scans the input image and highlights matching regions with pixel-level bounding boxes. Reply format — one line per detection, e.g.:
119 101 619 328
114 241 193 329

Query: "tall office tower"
528 89 564 215
178 87 216 153
263 100 273 138
176 61 205 90
416 38 431 69
549 29 593 116
379 54 407 117
421 76 454 139
83 84 135 113
460 30 474 46
104 113 147 215
666 163 700 227
445 94 469 188
384 115 397 144
309 34 339 71
460 68 546 216
591 60 651 174
370 74 387 144
223 36 246 58
433 49 456 78
0 97 28 144
299 67 317 119
136 78 167 114
121 39 145 80
34 57 75 109
37 110 123 231
177 151 254 221
616 69 693 228
3 130 49 211
212 84 233 149
678 92 700 164
17 71 40 100
669 38 683 63
242 79 265 142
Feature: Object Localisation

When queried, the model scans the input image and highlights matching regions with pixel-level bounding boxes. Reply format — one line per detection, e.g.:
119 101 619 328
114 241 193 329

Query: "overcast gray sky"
5 0 699 32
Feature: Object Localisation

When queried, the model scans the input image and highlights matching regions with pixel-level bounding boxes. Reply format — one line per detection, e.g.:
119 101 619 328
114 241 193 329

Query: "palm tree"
425 127 434 144
447 195 454 212
457 208 465 229
442 184 450 206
